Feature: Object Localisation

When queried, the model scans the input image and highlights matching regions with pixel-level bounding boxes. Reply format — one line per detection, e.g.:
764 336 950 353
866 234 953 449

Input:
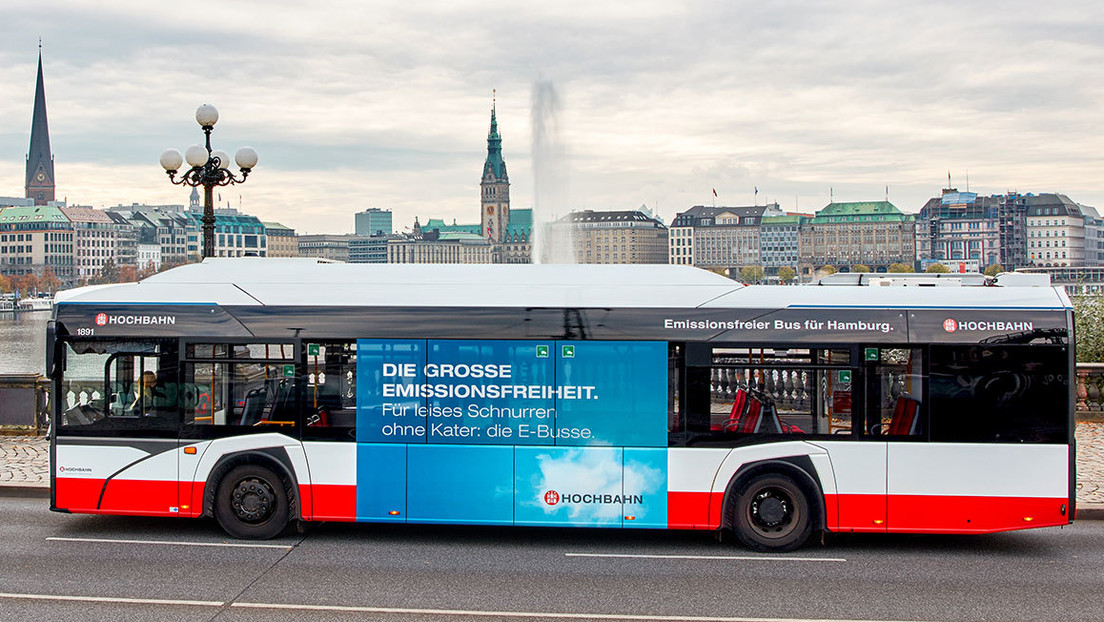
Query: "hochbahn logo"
942 318 1034 333
543 490 643 506
94 313 176 326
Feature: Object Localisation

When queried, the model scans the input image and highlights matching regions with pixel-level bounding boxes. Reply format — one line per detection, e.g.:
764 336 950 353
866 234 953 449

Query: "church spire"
484 90 507 181
26 45 55 205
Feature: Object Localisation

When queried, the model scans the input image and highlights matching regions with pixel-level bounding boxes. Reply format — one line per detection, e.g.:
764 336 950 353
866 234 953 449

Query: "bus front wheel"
215 464 290 540
729 473 812 552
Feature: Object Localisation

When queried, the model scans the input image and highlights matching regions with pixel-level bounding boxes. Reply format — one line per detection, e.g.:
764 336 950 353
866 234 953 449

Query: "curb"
0 485 49 499
1076 503 1104 521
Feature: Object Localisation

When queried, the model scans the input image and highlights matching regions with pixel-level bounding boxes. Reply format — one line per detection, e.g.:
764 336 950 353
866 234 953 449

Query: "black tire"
728 473 813 552
214 464 290 540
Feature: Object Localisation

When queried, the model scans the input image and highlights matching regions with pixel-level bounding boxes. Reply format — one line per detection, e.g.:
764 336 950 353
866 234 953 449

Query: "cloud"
0 0 1102 234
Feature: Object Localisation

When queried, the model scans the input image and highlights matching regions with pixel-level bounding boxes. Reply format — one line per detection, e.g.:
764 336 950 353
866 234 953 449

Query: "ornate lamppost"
159 104 258 259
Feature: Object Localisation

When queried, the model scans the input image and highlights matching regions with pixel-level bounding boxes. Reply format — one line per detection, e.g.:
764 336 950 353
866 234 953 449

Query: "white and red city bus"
48 259 1075 551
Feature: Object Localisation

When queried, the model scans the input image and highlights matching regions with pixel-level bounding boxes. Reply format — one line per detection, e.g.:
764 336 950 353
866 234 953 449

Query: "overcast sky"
1 0 1101 234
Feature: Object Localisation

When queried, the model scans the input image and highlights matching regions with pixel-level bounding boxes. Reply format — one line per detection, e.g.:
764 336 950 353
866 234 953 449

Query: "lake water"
0 311 50 375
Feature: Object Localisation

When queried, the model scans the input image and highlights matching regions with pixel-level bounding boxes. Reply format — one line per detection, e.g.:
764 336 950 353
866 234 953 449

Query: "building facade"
548 209 668 264
263 222 298 257
799 201 915 274
354 208 393 236
299 234 353 262
60 206 118 282
758 204 808 275
0 205 74 283
185 208 267 257
669 205 766 269
1025 193 1092 268
349 234 397 263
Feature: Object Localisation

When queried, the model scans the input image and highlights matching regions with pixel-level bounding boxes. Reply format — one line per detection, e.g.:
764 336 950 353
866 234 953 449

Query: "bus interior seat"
260 379 296 425
872 394 921 435
239 387 268 426
721 388 750 431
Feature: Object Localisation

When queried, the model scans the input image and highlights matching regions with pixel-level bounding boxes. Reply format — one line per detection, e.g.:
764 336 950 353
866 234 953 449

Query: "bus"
47 259 1075 551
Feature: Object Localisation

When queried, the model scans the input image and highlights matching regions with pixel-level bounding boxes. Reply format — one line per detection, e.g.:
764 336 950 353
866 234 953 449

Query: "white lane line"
232 602 912 622
0 593 918 621
0 592 222 607
46 536 292 550
565 552 846 562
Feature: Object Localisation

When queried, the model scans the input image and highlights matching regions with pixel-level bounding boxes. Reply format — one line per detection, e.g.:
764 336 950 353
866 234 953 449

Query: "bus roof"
54 258 1071 311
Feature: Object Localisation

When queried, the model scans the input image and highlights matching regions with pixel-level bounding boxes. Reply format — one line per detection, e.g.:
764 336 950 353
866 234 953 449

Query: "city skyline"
1 1 1101 234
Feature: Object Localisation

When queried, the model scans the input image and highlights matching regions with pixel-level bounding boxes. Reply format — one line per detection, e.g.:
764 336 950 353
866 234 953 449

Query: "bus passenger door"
817 358 887 533
89 348 181 517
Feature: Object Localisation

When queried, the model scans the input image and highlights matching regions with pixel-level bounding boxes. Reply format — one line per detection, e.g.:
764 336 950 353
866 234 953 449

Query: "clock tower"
25 48 55 206
480 96 509 243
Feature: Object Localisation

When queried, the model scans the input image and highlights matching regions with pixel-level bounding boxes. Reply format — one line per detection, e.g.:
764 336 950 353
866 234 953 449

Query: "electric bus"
48 259 1075 551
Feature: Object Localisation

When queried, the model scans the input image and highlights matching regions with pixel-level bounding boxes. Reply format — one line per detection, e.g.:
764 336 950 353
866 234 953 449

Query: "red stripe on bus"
99 479 180 517
828 493 887 533
886 495 1070 533
667 491 723 530
309 484 357 521
54 477 106 512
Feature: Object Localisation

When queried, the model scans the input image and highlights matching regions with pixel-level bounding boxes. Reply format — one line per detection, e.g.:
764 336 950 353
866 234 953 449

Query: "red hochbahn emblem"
544 490 560 506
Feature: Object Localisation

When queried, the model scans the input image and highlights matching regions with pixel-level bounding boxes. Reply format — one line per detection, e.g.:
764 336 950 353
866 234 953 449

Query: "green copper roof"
811 201 914 224
0 205 67 223
760 215 805 226
483 105 508 180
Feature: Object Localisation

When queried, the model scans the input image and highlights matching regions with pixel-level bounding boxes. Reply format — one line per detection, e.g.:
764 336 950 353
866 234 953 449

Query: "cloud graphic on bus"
521 448 664 523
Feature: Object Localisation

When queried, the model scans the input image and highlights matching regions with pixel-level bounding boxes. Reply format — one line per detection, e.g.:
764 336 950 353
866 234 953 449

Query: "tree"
819 265 838 276
1073 294 1104 362
0 274 10 294
888 263 911 273
777 266 796 284
14 273 40 295
738 265 764 284
926 263 950 274
851 264 871 273
119 265 139 283
984 264 1005 277
91 260 120 285
40 267 61 293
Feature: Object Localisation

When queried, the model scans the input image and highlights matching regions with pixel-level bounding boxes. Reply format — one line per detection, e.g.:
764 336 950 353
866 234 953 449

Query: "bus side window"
58 340 175 431
304 342 357 439
865 348 924 437
929 345 1067 443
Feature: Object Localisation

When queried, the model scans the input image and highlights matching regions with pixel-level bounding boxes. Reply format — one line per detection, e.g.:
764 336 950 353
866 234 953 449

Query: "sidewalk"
4 425 1104 518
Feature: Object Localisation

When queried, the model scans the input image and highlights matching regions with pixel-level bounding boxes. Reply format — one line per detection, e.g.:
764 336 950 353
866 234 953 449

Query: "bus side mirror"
46 320 56 377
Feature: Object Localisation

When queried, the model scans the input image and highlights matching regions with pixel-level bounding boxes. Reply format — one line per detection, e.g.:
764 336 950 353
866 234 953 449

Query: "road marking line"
231 602 909 621
0 593 918 621
0 592 222 607
565 552 846 562
46 536 292 550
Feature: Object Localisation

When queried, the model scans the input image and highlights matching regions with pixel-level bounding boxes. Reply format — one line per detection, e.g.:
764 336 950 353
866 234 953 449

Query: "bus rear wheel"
215 464 289 540
729 473 812 552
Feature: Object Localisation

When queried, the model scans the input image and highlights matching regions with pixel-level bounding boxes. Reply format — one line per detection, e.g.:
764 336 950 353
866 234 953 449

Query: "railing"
1076 364 1104 416
0 374 50 433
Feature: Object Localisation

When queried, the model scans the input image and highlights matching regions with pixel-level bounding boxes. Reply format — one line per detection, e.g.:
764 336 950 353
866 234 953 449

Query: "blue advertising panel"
406 444 513 524
553 341 668 447
357 339 426 443
354 338 671 527
356 339 668 447
356 444 407 522
622 448 668 529
425 340 555 445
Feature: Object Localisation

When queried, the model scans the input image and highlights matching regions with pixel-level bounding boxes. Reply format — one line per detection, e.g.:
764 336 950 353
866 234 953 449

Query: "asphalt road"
1 494 1102 622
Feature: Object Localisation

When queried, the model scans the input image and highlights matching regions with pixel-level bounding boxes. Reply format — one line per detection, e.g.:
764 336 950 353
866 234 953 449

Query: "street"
0 495 1101 622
